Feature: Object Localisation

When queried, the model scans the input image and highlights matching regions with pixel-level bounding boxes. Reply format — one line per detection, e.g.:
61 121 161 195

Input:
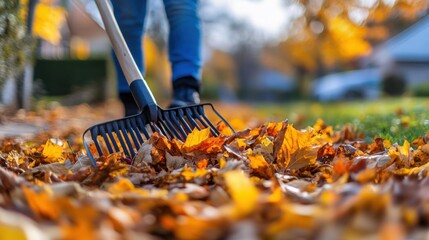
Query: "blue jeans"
111 0 202 93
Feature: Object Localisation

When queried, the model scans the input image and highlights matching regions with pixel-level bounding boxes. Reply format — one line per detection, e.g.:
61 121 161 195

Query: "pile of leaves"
1 114 429 239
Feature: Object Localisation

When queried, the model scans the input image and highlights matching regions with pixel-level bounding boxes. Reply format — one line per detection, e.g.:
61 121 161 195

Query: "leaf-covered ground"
1 100 429 240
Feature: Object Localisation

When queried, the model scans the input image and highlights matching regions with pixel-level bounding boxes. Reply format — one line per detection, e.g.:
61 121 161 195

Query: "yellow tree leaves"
20 0 67 45
326 16 371 60
282 0 429 72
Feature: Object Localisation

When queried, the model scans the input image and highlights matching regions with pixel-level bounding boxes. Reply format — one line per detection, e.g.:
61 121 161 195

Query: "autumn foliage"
1 106 429 240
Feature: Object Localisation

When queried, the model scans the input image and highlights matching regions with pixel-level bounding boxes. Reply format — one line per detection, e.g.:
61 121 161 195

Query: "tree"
280 0 429 75
0 0 32 85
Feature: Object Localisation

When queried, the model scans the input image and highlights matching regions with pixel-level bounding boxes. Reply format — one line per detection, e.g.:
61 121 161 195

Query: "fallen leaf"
42 139 65 163
223 171 259 217
182 128 211 152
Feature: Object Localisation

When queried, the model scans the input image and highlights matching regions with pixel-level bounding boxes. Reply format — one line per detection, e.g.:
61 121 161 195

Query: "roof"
374 15 429 62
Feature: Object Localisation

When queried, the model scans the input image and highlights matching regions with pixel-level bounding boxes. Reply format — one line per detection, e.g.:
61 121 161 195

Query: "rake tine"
177 109 192 133
197 106 220 136
99 125 115 153
170 111 187 141
90 126 103 156
130 117 146 143
125 118 141 147
210 104 235 134
149 122 166 138
136 117 151 139
111 121 130 157
162 111 184 140
156 118 173 139
153 116 170 137
119 121 135 157
192 107 209 129
106 123 121 153
185 107 202 130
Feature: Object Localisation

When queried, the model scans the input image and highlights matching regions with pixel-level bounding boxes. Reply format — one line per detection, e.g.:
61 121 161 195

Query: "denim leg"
163 0 202 83
111 0 147 93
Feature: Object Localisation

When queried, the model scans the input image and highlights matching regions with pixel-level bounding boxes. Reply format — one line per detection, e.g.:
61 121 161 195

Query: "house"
370 15 429 86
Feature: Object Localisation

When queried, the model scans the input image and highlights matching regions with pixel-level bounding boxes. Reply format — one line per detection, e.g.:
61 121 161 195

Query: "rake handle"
95 0 158 121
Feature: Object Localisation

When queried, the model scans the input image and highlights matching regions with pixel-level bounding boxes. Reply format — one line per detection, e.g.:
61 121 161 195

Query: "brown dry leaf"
369 137 386 154
288 146 318 170
166 153 187 170
317 143 336 163
150 132 173 153
31 162 69 176
333 156 354 176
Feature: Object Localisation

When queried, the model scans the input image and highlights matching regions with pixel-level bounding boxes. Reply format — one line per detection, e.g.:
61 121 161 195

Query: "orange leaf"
22 186 60 220
196 159 208 169
248 153 272 179
218 121 234 136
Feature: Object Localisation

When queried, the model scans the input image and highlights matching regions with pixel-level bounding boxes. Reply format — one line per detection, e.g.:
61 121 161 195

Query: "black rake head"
83 103 234 166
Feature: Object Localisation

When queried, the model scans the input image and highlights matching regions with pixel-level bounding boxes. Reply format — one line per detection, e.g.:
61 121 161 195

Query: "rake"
83 0 234 166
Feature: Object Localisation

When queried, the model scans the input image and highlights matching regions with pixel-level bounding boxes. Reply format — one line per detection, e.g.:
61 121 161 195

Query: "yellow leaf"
0 208 47 240
42 138 64 163
247 153 272 179
107 178 135 195
267 187 284 203
218 121 234 136
274 122 319 169
183 128 211 152
248 154 268 169
259 137 274 154
32 3 67 45
223 171 259 217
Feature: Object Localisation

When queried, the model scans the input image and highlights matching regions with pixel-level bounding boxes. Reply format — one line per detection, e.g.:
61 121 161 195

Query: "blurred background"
2 0 429 113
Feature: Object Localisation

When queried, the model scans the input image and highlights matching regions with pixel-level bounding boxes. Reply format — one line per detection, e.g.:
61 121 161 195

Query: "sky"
201 0 304 52
206 0 300 39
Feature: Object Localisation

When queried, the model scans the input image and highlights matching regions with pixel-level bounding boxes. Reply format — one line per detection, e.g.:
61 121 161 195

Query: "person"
111 0 202 116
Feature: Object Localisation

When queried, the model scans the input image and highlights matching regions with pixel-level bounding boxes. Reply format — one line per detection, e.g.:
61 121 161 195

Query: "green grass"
251 97 429 144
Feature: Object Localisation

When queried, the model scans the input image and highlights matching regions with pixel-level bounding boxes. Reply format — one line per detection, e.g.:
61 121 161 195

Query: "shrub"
0 0 33 84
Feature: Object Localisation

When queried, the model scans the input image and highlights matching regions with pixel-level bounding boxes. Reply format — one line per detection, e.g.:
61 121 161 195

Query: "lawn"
250 97 429 144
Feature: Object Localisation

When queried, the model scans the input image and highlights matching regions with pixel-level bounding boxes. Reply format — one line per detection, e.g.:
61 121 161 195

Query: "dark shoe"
168 76 201 108
119 92 139 116
168 86 200 108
